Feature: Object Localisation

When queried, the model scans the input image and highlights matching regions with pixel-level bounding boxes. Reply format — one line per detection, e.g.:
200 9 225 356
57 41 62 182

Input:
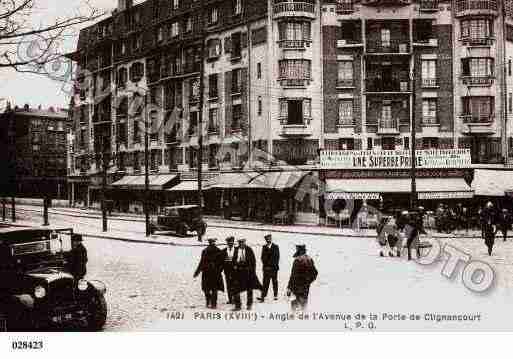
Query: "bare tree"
0 0 104 74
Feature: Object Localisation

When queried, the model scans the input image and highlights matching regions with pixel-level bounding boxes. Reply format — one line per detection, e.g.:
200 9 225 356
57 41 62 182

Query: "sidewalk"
14 204 491 241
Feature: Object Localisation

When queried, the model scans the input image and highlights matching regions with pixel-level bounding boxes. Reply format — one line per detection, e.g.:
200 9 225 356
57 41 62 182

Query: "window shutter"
224 36 232 53
241 32 248 48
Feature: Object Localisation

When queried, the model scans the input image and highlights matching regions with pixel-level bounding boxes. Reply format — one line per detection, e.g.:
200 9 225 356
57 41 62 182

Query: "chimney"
118 0 133 11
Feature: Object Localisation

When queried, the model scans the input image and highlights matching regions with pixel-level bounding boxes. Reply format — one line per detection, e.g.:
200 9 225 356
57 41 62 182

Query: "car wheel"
86 293 107 331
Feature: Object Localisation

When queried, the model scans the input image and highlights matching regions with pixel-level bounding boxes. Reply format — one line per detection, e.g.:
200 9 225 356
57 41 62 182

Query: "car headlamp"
77 279 88 291
34 285 46 299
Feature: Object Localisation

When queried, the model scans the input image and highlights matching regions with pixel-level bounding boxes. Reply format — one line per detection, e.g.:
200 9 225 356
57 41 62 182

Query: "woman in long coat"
194 238 224 308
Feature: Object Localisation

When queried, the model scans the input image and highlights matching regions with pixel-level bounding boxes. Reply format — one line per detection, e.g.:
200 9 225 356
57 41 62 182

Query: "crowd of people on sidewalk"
193 234 318 312
376 202 513 259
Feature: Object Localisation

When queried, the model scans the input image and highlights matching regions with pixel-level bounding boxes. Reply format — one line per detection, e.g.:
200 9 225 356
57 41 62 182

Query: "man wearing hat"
231 238 262 311
194 238 224 309
66 233 88 280
220 236 236 304
287 244 318 311
258 234 280 302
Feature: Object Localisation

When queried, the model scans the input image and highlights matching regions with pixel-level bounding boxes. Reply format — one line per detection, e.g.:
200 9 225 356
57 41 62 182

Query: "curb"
13 207 495 240
1 221 208 247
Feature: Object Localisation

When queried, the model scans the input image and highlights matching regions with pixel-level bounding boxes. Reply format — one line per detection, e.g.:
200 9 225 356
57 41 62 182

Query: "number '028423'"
11 341 44 350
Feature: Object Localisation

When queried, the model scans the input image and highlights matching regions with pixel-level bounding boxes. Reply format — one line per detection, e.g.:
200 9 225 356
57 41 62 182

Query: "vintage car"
149 205 207 236
0 227 107 331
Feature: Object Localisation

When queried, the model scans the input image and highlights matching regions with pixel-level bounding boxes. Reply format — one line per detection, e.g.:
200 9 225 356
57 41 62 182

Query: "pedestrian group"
194 234 318 311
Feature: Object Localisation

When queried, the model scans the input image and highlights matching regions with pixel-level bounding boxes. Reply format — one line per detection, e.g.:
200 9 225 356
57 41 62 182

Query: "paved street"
5 206 513 331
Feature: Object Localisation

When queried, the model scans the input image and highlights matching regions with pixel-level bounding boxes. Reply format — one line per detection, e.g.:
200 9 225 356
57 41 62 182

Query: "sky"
0 0 139 110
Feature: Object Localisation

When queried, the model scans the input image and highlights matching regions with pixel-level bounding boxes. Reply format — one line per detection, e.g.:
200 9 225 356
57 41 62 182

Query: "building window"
173 0 179 10
171 22 179 37
257 62 262 79
338 100 353 125
207 39 222 59
185 17 193 32
232 104 242 130
461 19 492 41
130 62 145 83
461 58 494 80
462 96 494 122
337 61 353 87
209 7 218 25
422 99 437 124
232 68 243 94
188 111 198 136
231 32 242 59
208 108 218 133
403 137 409 150
234 0 242 15
279 59 311 87
421 60 437 87
509 59 512 76
208 74 218 98
189 78 200 102
382 137 395 150
367 137 373 150
117 68 128 88
339 138 354 150
279 98 311 125
423 137 439 149
258 96 262 116
278 21 311 48
509 93 512 113
381 28 391 48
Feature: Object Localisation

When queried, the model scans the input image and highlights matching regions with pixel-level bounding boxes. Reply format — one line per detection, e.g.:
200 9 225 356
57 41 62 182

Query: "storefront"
471 169 513 209
320 149 474 224
205 170 314 223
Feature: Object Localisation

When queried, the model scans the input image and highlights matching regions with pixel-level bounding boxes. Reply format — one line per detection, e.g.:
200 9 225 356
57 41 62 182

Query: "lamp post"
144 92 150 237
410 67 417 209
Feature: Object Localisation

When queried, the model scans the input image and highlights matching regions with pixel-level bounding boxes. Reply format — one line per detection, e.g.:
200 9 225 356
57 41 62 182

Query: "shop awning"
248 171 310 190
326 178 473 199
110 174 178 190
206 172 260 189
167 181 200 192
472 169 513 196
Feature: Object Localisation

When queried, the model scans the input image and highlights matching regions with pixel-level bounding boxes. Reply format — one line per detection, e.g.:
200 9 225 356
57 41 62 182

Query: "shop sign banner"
320 149 472 169
418 191 474 200
325 192 382 200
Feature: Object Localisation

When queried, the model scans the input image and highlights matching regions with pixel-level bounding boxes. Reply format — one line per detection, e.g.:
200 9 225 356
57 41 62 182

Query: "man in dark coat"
232 238 262 311
287 244 318 311
481 202 497 256
220 236 236 304
67 234 88 280
194 238 224 309
496 209 512 242
258 234 280 302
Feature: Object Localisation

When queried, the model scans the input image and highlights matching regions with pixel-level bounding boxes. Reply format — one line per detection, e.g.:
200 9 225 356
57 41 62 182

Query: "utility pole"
196 0 207 242
410 66 417 209
144 93 150 237
246 22 252 169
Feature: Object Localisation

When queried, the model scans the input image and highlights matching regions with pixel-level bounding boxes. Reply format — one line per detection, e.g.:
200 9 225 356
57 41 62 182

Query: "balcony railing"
336 2 355 13
278 39 311 49
337 79 354 88
422 78 438 88
273 2 315 16
279 78 310 87
456 0 497 13
422 116 439 125
461 76 494 86
377 118 399 134
461 36 494 46
461 114 494 123
420 0 439 11
366 79 410 92
366 40 410 54
338 118 354 127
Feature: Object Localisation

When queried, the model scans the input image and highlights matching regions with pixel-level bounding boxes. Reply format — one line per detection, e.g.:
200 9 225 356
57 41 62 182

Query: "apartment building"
323 0 513 164
66 0 513 215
